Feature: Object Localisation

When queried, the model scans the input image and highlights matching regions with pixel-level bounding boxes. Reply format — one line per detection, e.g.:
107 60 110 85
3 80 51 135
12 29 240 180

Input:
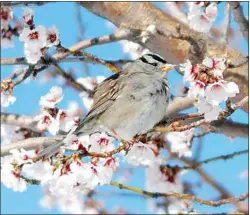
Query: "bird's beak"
160 64 175 73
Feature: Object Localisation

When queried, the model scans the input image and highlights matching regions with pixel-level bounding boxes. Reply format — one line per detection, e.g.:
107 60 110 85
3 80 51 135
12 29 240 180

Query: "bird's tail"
35 141 65 161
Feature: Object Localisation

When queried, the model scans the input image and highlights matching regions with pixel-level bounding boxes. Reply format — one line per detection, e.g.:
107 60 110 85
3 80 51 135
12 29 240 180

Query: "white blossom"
23 8 34 25
205 81 239 105
1 162 27 192
77 76 105 91
124 142 159 166
39 191 56 209
22 160 54 185
79 91 93 111
1 92 16 107
35 111 60 135
1 7 13 30
1 125 24 145
24 44 43 64
202 57 226 77
180 60 200 83
19 25 47 51
197 97 221 121
10 148 36 165
145 165 183 194
119 40 150 59
39 86 63 108
165 129 194 157
188 80 205 98
187 2 217 33
46 26 59 47
89 132 115 153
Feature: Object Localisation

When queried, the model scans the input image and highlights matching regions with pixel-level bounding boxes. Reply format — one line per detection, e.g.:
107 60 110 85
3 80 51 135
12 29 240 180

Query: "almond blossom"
205 80 239 105
19 25 47 51
22 160 54 185
202 57 226 77
24 44 43 64
188 80 205 98
165 129 194 157
180 60 201 82
1 7 13 30
1 162 27 192
145 165 186 214
46 26 59 47
35 111 60 135
1 125 24 145
187 2 217 33
124 142 160 166
23 8 34 26
1 92 16 107
197 97 221 121
39 86 63 108
10 148 36 165
89 132 115 153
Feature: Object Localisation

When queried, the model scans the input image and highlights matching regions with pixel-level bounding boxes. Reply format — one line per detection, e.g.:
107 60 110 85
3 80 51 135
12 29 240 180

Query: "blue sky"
1 2 248 214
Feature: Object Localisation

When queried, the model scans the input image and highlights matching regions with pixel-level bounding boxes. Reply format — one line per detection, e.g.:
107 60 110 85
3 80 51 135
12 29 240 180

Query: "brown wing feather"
85 72 124 120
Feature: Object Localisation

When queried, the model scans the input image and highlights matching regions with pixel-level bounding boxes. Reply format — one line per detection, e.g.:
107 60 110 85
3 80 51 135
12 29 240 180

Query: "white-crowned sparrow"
37 53 170 158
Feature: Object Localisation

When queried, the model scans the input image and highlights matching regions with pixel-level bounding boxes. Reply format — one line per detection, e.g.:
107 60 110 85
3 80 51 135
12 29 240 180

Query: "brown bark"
79 2 248 112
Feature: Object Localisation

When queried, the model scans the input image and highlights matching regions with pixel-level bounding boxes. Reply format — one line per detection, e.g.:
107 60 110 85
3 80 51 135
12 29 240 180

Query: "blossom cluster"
35 86 80 135
180 57 239 122
187 2 218 33
18 8 59 64
1 6 15 48
146 165 188 214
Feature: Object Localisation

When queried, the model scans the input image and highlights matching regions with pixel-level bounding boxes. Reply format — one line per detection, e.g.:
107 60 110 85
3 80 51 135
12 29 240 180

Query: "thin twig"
53 63 93 95
0 1 49 7
1 57 132 66
109 181 248 207
179 150 248 170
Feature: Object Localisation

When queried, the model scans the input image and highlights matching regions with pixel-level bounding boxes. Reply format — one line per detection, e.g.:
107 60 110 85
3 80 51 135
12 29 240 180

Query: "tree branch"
110 181 248 207
180 150 248 170
229 2 249 42
1 136 64 156
79 2 248 112
1 112 42 133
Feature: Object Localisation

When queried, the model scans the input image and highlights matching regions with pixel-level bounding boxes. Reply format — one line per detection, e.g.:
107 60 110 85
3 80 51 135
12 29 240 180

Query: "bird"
36 53 171 159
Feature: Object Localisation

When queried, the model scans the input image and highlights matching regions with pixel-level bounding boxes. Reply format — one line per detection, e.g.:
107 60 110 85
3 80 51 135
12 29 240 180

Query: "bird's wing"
75 71 126 132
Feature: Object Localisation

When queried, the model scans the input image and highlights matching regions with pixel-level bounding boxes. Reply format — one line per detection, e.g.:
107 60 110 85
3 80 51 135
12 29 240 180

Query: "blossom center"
28 31 39 40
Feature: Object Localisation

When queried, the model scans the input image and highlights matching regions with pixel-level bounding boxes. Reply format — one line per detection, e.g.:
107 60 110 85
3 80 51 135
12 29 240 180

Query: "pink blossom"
39 86 63 108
